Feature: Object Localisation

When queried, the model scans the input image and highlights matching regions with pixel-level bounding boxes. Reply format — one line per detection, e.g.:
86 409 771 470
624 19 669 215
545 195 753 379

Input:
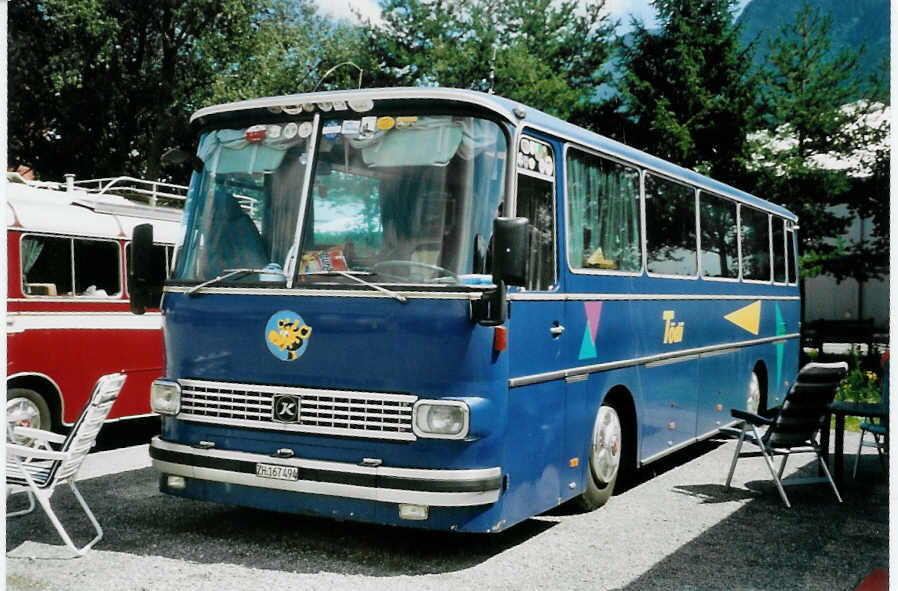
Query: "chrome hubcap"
7 397 42 445
747 372 761 414
591 406 622 484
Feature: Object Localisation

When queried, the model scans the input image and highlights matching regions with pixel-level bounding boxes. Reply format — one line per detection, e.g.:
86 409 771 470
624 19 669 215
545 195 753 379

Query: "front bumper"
149 437 502 507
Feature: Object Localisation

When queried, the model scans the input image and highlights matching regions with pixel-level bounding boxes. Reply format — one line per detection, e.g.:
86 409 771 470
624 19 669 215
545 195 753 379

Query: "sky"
313 0 751 30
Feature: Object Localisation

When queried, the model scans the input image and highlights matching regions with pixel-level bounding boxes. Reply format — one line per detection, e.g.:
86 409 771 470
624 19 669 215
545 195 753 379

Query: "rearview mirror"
492 217 529 287
129 223 155 315
161 148 204 173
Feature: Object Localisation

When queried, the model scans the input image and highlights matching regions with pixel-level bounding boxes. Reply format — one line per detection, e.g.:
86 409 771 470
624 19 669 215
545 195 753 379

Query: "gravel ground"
6 431 888 591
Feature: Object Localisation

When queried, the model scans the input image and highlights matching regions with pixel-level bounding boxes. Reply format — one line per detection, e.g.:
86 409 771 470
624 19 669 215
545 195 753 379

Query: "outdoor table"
820 401 887 490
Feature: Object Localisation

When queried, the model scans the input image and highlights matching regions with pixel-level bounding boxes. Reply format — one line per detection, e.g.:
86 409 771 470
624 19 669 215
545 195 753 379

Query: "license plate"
256 463 299 481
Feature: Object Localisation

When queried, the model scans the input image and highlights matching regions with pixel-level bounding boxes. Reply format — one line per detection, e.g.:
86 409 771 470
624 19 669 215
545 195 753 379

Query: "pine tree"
617 0 757 187
749 2 888 282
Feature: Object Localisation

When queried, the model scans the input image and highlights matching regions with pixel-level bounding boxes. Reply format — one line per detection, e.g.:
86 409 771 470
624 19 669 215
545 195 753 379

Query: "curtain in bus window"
645 174 697 276
267 155 305 265
21 235 71 296
566 150 640 272
699 192 738 278
517 174 555 291
741 207 771 281
21 238 44 275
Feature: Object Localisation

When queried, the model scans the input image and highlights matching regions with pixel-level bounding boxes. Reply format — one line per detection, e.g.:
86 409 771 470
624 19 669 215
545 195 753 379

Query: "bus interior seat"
202 189 268 275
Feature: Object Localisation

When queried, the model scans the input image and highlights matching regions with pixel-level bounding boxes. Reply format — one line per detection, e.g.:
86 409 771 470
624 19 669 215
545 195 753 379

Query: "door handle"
550 324 565 337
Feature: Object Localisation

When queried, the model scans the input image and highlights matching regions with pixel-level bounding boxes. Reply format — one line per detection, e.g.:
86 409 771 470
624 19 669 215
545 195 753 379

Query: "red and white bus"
6 174 185 443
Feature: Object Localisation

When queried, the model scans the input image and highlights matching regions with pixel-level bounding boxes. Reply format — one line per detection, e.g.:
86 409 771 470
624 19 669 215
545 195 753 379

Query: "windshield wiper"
186 267 287 297
301 270 408 304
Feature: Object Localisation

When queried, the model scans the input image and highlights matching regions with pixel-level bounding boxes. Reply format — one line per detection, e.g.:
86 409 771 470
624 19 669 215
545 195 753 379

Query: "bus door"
504 134 567 516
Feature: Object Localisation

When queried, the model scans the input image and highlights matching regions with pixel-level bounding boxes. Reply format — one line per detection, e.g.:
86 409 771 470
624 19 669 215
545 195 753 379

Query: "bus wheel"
577 403 623 511
7 388 51 446
747 370 762 414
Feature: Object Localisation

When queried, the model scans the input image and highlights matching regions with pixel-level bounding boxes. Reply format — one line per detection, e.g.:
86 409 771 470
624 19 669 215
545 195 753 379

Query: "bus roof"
191 87 796 221
6 180 183 244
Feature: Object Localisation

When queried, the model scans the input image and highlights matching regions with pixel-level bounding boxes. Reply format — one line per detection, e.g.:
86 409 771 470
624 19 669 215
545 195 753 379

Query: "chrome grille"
178 379 417 441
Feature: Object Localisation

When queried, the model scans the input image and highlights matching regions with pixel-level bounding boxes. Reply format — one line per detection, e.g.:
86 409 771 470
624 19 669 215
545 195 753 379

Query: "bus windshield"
174 115 507 286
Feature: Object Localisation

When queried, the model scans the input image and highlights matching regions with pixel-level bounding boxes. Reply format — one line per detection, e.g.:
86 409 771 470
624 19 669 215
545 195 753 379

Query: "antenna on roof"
313 62 364 92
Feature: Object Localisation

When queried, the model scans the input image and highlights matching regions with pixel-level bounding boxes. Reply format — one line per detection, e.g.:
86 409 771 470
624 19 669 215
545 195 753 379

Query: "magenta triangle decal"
584 301 603 343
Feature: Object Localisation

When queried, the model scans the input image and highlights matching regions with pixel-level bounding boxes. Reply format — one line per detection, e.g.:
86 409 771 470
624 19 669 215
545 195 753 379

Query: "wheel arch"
7 372 64 430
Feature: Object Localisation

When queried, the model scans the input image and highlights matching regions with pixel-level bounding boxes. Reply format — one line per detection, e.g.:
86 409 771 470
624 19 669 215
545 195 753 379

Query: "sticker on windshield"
341 120 361 135
360 117 377 137
283 122 298 139
322 120 342 139
298 121 313 138
377 116 395 131
266 311 312 361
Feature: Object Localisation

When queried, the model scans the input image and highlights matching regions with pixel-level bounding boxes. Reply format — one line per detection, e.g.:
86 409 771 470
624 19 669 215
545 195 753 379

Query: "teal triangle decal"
579 325 597 360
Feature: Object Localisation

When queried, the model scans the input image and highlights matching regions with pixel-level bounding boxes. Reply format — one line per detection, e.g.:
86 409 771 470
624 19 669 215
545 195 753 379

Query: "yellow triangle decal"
725 300 761 335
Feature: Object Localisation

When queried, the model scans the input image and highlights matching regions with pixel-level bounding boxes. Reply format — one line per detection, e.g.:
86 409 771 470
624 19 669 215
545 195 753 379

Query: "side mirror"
492 217 529 287
472 217 530 326
129 223 155 315
161 147 204 173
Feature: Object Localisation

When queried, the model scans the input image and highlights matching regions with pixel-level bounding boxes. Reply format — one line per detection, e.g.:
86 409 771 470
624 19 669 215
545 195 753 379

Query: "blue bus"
132 88 800 532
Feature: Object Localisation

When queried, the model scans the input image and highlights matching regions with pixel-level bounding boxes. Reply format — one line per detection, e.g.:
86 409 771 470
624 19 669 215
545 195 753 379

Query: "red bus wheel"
7 388 51 446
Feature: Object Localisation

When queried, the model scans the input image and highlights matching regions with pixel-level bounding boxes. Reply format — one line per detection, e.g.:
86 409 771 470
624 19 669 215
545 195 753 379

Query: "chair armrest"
731 409 772 426
13 426 66 445
6 443 68 462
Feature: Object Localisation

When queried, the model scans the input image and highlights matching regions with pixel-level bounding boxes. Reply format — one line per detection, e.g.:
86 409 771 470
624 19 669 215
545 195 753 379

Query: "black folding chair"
724 362 848 508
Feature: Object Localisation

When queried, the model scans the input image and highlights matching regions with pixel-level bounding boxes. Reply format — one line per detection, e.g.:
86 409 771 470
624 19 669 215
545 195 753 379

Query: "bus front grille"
178 379 418 441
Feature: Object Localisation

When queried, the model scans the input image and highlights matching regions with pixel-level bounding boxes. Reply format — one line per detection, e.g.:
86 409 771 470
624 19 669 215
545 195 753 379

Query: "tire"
575 403 623 511
7 388 52 445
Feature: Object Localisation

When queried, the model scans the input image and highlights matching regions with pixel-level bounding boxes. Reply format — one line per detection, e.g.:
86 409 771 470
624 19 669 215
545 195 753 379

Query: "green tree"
616 0 757 187
8 0 370 182
362 0 616 127
749 2 888 282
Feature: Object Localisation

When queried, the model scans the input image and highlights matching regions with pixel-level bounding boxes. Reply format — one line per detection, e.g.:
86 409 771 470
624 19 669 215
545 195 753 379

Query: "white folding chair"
6 373 127 555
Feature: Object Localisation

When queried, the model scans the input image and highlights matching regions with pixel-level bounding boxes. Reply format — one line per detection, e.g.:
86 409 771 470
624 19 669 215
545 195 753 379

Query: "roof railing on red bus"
69 175 188 209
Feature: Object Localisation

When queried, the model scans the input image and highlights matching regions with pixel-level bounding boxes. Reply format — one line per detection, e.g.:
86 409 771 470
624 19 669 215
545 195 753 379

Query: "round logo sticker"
265 310 312 361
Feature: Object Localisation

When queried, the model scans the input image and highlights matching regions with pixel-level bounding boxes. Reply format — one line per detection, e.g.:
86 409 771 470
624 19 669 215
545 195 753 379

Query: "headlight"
412 400 469 439
150 379 181 415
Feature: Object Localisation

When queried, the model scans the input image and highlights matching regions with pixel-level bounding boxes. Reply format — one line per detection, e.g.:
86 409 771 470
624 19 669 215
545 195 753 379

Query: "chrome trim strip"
508 333 801 387
644 354 700 369
507 293 800 301
163 286 484 300
151 438 501 507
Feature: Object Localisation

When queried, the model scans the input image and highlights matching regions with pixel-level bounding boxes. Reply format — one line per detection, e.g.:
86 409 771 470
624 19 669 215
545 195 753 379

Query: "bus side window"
74 238 120 296
786 225 796 284
699 192 738 279
645 173 697 276
21 235 71 296
740 206 771 281
516 173 556 291
772 218 786 283
566 149 641 272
